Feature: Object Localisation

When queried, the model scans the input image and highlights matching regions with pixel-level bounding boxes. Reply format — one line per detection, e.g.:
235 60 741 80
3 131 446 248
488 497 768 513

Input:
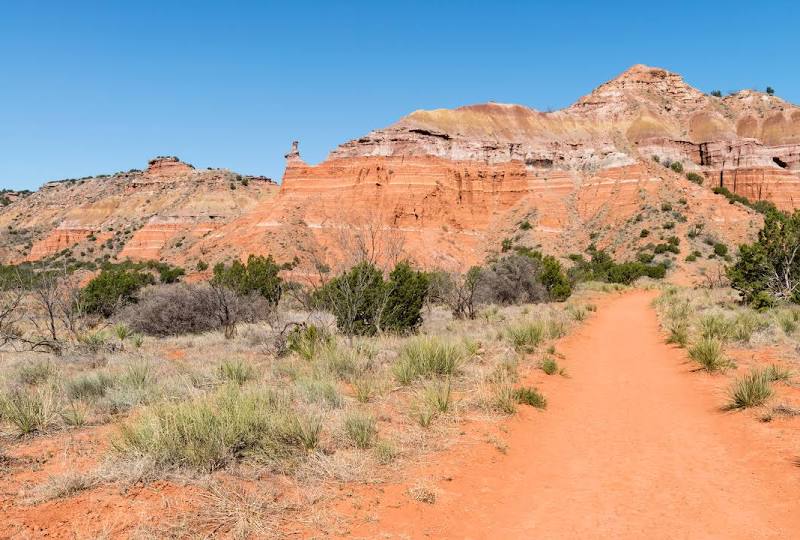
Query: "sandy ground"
342 291 800 539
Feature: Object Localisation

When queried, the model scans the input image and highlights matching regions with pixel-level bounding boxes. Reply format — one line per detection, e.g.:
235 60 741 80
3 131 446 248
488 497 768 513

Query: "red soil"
341 291 800 539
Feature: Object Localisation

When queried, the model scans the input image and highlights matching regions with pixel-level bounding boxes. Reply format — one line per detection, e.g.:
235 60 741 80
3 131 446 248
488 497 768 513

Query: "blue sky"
1 0 798 190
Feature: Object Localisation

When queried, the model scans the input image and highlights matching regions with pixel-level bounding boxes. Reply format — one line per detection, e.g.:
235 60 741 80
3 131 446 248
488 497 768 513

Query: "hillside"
4 65 800 273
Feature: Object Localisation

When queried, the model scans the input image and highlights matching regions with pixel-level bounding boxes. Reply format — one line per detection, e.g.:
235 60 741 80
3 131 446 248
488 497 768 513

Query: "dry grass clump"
217 358 256 386
505 321 545 353
15 360 57 386
688 337 733 372
0 385 60 435
342 410 377 449
728 369 774 409
24 471 99 504
393 337 463 384
113 385 320 472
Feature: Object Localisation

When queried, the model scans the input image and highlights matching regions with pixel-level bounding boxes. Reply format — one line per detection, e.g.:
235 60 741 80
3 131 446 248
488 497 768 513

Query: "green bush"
670 162 684 173
713 243 728 257
686 172 704 185
381 262 430 333
82 268 154 316
728 210 800 306
212 254 284 305
568 249 666 285
316 260 429 336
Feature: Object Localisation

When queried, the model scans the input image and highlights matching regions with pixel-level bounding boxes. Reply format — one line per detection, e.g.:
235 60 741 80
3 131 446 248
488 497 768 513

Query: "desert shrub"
381 261 430 333
374 440 398 464
569 249 666 284
686 172 704 185
670 161 684 173
82 268 154 316
713 242 728 257
519 220 532 230
731 311 767 343
685 254 697 262
640 229 650 238
728 210 800 306
218 359 256 386
506 321 545 353
113 386 315 471
513 386 547 409
566 304 587 321
688 337 732 372
728 369 773 409
661 202 673 212
479 250 571 304
0 386 60 435
123 283 269 337
343 411 377 449
211 254 284 306
393 337 462 384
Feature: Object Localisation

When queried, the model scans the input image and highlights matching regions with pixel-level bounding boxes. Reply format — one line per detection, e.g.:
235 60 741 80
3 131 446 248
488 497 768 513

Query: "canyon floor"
3 289 800 539
338 291 800 539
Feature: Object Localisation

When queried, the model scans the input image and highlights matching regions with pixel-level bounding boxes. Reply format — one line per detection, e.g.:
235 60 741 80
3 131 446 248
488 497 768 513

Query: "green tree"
728 210 800 305
212 254 283 306
381 262 430 333
82 268 154 317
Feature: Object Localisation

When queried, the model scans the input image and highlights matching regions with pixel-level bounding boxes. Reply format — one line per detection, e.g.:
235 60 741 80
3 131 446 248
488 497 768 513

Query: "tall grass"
113 386 317 471
698 313 733 342
16 360 56 386
343 411 377 449
0 386 60 435
218 359 256 386
506 321 545 353
393 337 462 384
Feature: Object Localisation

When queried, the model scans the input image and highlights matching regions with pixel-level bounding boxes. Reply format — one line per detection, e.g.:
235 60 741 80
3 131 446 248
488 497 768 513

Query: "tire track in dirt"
347 290 800 539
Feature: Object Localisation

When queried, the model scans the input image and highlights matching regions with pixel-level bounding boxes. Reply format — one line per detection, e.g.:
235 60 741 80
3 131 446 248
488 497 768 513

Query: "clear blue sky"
2 0 798 190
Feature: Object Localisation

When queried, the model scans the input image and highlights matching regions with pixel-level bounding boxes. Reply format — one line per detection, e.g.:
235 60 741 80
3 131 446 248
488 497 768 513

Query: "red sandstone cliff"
4 65 798 275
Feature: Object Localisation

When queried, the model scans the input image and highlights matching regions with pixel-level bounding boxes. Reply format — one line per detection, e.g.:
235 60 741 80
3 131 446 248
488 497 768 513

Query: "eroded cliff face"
4 64 796 275
0 157 278 264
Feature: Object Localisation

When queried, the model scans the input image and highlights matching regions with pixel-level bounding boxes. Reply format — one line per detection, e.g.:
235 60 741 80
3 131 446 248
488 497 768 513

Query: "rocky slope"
3 64 798 274
0 157 278 265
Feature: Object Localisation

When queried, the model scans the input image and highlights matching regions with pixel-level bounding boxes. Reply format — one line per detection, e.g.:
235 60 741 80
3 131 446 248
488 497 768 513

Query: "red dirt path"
345 291 800 539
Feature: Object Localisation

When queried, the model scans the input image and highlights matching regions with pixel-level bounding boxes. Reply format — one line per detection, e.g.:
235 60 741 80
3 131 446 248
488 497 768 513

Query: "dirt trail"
349 291 800 539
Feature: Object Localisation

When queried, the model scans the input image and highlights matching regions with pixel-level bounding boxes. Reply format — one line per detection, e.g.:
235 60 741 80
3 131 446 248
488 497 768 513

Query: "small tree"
316 261 386 337
380 262 429 333
81 268 154 317
766 86 775 96
212 254 283 306
728 210 800 305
